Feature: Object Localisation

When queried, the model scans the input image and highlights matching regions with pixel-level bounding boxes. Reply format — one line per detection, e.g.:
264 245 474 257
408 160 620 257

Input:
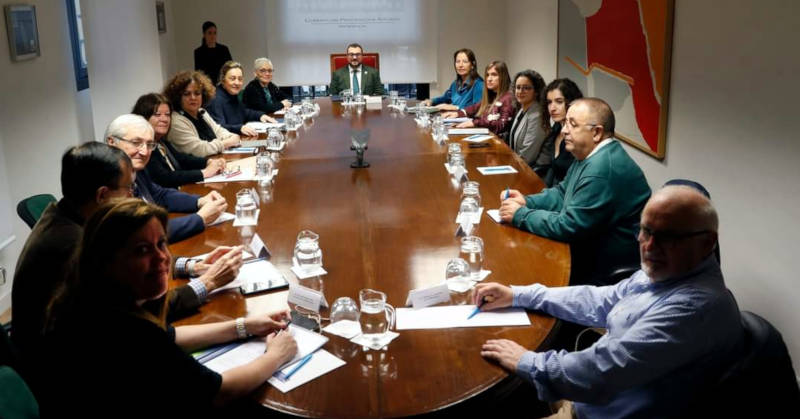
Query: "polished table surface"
171 99 570 418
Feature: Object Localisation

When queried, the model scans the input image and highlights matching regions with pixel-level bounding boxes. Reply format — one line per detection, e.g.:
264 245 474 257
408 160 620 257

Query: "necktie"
352 70 360 94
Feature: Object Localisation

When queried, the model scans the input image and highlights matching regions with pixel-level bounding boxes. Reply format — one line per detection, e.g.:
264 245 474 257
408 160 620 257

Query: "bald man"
500 98 650 285
477 186 743 418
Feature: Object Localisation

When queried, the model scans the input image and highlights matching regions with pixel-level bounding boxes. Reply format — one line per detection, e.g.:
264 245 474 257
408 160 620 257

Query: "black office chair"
691 311 800 416
16 194 56 229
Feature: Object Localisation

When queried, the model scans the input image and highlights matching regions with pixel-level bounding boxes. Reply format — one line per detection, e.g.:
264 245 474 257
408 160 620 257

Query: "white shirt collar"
350 65 362 73
585 137 614 159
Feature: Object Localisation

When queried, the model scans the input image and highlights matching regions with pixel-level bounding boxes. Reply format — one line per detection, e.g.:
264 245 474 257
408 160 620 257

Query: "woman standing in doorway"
194 21 232 84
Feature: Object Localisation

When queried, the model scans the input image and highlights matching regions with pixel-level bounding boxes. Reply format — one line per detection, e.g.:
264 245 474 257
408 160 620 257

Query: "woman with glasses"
541 78 583 187
243 57 291 115
442 61 514 137
421 48 483 110
163 70 241 158
132 93 226 188
39 199 298 417
507 70 551 176
207 61 277 138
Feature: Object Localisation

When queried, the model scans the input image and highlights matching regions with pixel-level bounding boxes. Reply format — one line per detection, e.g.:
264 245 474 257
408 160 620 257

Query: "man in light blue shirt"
476 185 743 418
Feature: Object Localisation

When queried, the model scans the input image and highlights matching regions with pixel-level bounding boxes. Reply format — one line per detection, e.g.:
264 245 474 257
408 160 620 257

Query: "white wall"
430 0 508 97
619 0 800 371
170 0 268 77
81 0 167 140
505 0 558 83
0 0 85 311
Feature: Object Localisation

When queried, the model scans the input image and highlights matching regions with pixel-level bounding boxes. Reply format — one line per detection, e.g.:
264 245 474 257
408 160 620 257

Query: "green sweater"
512 140 650 284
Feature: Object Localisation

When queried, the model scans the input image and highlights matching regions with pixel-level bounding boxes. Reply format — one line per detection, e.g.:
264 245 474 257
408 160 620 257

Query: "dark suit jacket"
206 87 265 135
146 142 207 188
134 170 204 243
242 79 289 114
329 64 385 96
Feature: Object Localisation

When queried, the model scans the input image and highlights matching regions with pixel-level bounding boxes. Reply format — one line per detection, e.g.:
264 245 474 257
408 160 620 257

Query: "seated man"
477 185 743 418
500 98 650 284
329 43 386 96
11 142 243 388
104 114 227 243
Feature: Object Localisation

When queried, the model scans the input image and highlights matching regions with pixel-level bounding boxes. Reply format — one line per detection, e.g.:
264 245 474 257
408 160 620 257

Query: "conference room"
1 0 798 417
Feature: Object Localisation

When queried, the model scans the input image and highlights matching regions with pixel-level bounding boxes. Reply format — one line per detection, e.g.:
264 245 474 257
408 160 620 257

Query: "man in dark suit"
329 43 386 96
104 114 228 243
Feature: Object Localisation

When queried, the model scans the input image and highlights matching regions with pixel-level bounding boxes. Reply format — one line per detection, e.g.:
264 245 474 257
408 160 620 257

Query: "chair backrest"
330 53 380 73
16 194 56 229
694 311 800 415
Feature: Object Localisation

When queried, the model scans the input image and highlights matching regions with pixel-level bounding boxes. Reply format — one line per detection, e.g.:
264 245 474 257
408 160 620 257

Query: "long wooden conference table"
171 98 570 418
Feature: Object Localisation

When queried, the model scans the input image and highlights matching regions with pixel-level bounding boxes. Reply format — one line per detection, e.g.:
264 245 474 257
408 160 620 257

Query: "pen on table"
504 187 510 200
243 256 268 264
483 167 510 173
283 353 313 380
224 170 242 179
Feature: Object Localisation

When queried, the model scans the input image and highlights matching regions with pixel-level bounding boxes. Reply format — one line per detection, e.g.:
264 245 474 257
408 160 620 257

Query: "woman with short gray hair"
242 57 291 114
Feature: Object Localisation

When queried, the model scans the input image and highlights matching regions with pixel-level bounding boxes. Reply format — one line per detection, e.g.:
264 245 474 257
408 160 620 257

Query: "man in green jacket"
329 43 386 96
499 98 650 285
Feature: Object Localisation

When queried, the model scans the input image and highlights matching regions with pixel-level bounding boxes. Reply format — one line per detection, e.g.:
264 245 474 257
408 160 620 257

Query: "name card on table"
405 282 451 308
249 233 271 258
455 219 473 237
451 165 468 183
287 284 324 312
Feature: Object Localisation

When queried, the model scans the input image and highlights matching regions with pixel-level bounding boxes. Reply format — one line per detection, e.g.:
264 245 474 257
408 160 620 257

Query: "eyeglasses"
257 68 274 74
636 224 712 244
514 85 534 91
347 53 362 57
114 136 156 151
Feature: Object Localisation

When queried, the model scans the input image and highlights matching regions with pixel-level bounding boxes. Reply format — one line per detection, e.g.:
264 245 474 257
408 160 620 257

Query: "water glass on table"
459 236 485 280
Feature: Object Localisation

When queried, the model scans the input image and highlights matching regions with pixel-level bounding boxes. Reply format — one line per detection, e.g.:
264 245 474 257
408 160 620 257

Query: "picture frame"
156 1 166 33
4 4 40 61
557 0 675 160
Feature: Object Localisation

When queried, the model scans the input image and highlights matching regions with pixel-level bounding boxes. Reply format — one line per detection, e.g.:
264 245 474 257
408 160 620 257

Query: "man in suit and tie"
329 43 386 96
105 114 227 243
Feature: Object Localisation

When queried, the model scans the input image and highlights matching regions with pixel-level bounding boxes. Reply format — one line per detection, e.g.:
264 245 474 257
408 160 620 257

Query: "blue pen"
283 353 313 380
466 306 481 320
483 167 510 172
504 187 510 200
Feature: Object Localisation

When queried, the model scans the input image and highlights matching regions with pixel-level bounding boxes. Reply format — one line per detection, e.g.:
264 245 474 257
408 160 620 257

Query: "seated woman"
421 48 483 110
541 78 583 187
507 70 551 175
164 70 241 157
39 199 298 417
242 57 291 115
132 93 226 188
442 61 514 137
207 61 277 138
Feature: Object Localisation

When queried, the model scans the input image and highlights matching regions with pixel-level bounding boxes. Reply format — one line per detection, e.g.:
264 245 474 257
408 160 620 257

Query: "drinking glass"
445 258 472 304
235 189 257 224
330 297 360 324
447 143 462 166
459 236 485 280
256 152 274 183
342 89 352 104
459 196 480 225
449 153 465 175
293 230 322 270
461 181 481 207
267 128 283 149
389 90 399 106
358 289 395 345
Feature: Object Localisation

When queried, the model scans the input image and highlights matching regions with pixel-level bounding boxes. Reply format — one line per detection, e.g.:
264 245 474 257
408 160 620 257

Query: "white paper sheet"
202 324 328 373
223 147 258 154
462 134 493 143
267 350 345 393
486 209 502 223
291 265 328 279
322 319 362 339
476 165 518 175
208 212 235 226
448 128 490 135
442 117 470 123
201 169 257 183
396 306 530 330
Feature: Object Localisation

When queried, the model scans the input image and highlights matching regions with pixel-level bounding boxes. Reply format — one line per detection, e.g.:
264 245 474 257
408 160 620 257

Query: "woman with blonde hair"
207 61 277 137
